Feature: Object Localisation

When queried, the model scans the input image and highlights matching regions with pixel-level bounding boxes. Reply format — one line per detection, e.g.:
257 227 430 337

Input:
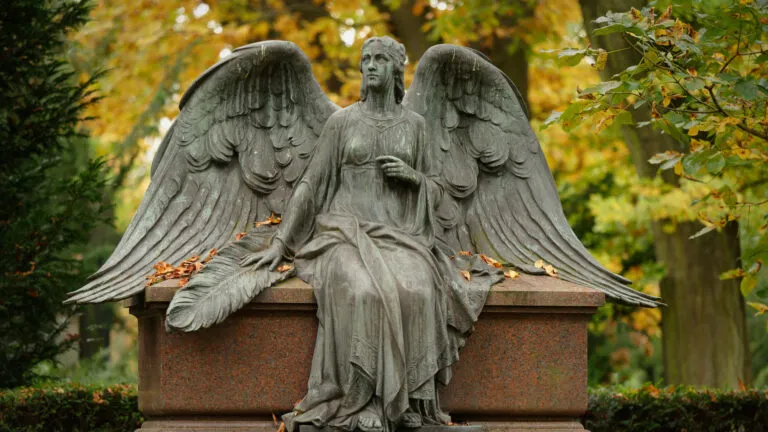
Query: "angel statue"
67 37 661 432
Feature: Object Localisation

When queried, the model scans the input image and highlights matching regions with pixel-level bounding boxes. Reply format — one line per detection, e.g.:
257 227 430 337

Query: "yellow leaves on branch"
255 213 282 228
146 249 218 287
535 259 558 277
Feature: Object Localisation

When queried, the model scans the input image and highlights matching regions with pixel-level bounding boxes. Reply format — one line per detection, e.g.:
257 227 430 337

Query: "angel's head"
359 36 406 104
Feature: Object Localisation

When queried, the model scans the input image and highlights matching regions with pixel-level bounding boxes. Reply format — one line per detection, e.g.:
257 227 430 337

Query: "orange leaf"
480 254 503 268
276 422 286 432
277 264 293 273
272 413 279 426
235 232 247 241
255 212 282 228
460 270 471 281
534 259 558 277
458 250 471 256
504 270 519 279
178 278 189 287
738 378 747 391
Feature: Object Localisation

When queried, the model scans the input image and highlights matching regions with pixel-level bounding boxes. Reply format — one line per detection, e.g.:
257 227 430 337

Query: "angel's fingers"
268 255 281 271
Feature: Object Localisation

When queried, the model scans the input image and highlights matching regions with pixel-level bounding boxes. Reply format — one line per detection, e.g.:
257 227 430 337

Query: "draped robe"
277 104 503 432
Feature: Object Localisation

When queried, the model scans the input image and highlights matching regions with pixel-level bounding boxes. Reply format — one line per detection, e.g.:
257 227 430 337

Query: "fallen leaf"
235 232 247 241
738 378 747 391
277 264 293 273
272 413 278 426
534 259 558 277
458 250 471 256
460 270 471 281
480 254 503 268
178 278 189 287
276 422 286 432
504 270 519 279
255 212 282 228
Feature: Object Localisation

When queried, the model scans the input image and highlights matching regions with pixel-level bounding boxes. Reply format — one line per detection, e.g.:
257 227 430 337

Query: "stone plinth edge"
130 274 605 309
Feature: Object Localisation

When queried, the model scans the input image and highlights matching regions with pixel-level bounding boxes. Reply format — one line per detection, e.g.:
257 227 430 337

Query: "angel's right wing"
66 41 339 304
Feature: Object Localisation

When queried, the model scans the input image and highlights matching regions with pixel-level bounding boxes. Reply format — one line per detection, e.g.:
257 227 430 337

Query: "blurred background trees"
3 0 765 390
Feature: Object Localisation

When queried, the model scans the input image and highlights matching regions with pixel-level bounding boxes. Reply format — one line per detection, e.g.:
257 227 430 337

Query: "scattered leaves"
534 259 559 277
146 249 218 286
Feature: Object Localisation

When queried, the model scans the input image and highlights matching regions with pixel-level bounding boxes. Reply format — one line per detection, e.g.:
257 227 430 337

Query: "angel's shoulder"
402 107 426 129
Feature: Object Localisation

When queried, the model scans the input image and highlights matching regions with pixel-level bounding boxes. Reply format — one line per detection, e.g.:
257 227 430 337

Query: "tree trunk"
579 0 751 388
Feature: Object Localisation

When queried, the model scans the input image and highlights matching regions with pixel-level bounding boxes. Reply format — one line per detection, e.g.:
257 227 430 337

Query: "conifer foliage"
0 0 111 388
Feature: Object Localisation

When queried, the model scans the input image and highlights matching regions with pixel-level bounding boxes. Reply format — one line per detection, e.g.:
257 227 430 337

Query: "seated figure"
66 36 661 432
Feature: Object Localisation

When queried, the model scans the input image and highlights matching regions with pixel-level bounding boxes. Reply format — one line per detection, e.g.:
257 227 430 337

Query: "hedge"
1 384 766 431
0 384 141 432
584 385 768 432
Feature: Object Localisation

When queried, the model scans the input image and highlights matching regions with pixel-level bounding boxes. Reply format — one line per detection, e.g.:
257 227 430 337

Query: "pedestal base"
137 420 586 432
130 276 601 432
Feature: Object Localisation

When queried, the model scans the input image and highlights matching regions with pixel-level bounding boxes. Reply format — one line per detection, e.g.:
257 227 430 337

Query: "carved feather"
165 230 294 332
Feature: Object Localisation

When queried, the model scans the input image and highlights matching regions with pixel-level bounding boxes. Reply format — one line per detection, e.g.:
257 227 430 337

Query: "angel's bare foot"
357 403 383 432
400 411 422 429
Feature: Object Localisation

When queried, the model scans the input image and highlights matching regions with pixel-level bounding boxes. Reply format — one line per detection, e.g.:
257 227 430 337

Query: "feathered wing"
404 45 662 307
66 41 339 305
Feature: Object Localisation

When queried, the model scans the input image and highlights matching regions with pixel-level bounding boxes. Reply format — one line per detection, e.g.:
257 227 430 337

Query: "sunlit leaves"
546 1 768 316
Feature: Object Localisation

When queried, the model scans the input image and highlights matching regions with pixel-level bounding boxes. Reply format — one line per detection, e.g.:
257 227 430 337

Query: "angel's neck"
361 89 398 117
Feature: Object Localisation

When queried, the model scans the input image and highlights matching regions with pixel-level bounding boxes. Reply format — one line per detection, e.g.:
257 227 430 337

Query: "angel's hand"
376 156 422 186
240 239 286 270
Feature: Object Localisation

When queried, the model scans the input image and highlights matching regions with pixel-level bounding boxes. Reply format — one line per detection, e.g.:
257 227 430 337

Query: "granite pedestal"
128 275 603 432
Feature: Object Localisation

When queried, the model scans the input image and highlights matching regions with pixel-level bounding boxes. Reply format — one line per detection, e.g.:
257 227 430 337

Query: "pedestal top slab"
135 273 605 308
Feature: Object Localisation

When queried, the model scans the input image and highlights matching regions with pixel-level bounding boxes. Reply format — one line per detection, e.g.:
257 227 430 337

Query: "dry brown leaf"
460 270 471 281
255 212 282 228
178 278 189 287
504 269 519 279
235 231 247 241
277 264 293 273
480 254 502 268
458 250 471 256
534 259 558 277
272 413 279 426
276 422 286 432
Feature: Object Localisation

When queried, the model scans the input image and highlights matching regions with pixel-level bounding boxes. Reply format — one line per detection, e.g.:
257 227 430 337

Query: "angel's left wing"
404 45 662 307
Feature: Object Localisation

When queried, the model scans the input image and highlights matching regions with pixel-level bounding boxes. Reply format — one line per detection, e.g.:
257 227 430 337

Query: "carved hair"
359 36 406 104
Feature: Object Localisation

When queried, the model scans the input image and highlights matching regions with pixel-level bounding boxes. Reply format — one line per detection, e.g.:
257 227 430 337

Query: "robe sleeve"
416 115 443 208
273 112 343 255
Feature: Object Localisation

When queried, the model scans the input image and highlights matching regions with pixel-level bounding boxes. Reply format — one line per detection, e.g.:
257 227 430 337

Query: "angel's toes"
358 415 383 432
400 412 422 429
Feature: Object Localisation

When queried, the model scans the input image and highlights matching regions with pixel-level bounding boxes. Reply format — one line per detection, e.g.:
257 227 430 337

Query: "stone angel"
67 37 661 432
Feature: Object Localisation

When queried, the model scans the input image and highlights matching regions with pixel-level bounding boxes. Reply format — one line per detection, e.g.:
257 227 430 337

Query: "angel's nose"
367 62 376 71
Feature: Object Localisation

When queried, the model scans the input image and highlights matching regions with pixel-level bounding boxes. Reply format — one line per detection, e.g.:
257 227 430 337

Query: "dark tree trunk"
579 0 751 388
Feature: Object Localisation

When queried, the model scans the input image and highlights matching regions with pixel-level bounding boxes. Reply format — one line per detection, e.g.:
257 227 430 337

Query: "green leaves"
547 0 768 314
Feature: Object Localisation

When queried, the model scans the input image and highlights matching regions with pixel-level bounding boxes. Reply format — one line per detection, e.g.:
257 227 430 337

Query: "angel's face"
361 42 394 90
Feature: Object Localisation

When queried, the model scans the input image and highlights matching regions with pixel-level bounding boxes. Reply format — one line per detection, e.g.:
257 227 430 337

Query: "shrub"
0 384 141 432
585 385 768 432
2 384 767 431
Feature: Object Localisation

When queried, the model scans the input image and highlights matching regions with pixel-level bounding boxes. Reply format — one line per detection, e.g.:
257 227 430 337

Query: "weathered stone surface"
133 276 601 429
